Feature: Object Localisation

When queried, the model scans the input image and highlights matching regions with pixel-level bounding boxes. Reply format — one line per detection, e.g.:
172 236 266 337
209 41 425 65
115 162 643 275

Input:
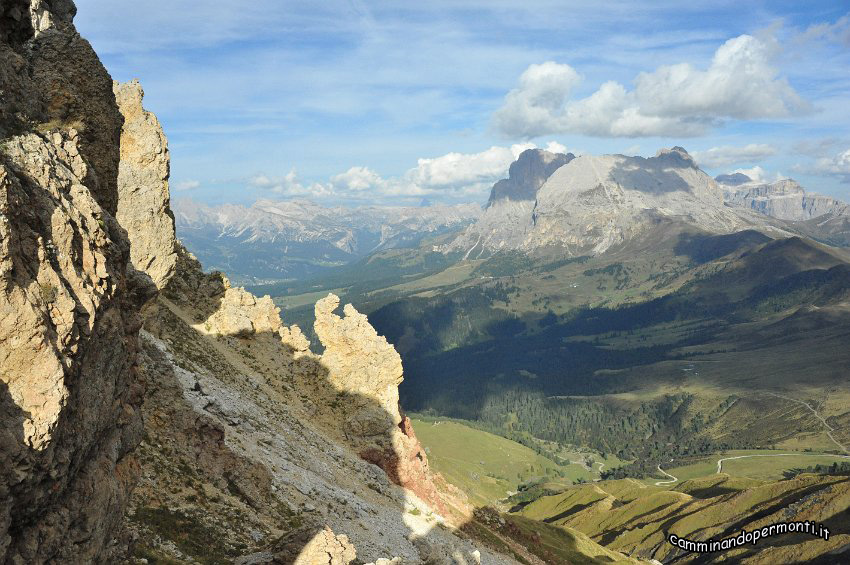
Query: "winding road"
766 392 849 454
654 464 678 486
716 453 850 474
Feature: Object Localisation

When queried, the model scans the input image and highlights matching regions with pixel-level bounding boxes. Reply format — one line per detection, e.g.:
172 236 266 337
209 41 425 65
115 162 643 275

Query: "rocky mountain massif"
717 173 850 248
173 198 481 284
447 147 780 258
719 174 849 222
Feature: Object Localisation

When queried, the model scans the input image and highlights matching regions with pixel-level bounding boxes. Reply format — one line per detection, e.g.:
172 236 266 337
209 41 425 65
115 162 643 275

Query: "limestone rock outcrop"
1 1 145 560
161 243 310 347
721 177 850 222
114 79 178 289
0 0 123 215
314 294 465 517
314 294 403 430
206 287 282 337
268 526 357 565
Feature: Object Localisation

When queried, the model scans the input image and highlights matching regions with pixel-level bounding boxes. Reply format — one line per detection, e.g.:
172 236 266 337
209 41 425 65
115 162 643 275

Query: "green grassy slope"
410 417 597 506
516 472 850 564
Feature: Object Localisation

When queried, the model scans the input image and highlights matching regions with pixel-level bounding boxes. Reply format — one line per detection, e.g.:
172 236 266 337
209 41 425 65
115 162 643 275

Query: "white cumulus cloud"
729 165 787 184
406 144 535 188
491 62 581 138
691 144 778 168
250 170 333 197
493 34 811 139
811 148 850 182
249 142 572 201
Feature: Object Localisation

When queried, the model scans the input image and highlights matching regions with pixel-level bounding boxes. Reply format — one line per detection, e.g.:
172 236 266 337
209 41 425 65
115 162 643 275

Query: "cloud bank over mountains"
810 148 850 183
691 144 778 168
493 34 810 138
246 141 570 202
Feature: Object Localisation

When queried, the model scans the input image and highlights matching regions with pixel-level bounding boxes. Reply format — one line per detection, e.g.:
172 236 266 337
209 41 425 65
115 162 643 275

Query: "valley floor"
411 417 850 564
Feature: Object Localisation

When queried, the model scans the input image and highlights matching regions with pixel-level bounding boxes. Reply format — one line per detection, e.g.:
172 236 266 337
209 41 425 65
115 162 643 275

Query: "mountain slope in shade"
791 212 850 247
173 198 480 283
449 147 772 258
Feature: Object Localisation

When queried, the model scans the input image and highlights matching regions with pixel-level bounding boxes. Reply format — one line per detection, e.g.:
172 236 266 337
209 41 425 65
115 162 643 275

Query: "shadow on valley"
371 235 850 417
354 232 850 475
673 230 771 264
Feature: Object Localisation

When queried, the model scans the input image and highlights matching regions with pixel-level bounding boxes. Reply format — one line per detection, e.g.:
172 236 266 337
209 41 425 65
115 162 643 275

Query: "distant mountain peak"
172 198 481 282
654 146 697 168
722 177 849 222
715 172 752 186
486 148 574 206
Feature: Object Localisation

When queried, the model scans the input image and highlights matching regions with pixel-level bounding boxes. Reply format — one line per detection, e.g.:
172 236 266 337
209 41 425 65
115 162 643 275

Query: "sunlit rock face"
114 79 178 290
1 1 146 561
721 176 850 222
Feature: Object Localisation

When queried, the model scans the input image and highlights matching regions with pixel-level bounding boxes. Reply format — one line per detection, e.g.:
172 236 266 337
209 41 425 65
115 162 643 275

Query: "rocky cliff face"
487 148 574 205
449 148 573 257
721 177 850 222
1 1 145 561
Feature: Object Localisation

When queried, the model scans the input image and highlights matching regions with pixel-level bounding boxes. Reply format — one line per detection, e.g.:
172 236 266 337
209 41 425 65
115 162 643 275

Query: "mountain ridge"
173 197 481 283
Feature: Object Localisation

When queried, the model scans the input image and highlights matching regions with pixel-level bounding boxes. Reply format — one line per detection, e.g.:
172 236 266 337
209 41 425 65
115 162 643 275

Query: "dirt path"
766 392 849 454
654 464 678 486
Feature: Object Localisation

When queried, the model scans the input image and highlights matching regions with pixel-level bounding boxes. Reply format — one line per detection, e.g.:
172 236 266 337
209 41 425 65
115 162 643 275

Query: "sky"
74 1 850 207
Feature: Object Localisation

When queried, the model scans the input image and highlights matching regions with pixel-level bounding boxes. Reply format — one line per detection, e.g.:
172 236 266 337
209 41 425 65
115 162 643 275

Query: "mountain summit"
487 148 574 205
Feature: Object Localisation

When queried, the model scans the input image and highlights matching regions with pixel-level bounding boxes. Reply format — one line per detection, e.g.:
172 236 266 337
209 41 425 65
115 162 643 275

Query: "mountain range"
173 198 480 284
252 146 850 558
182 148 850 285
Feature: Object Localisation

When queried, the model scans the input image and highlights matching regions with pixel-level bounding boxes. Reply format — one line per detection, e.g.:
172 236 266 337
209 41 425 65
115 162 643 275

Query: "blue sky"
75 1 850 206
